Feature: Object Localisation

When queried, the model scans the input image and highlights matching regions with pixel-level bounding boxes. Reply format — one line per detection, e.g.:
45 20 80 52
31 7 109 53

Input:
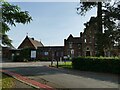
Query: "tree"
77 0 120 56
1 2 32 47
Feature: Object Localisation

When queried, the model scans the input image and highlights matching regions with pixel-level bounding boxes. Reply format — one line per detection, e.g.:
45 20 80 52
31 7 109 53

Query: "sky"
7 2 97 48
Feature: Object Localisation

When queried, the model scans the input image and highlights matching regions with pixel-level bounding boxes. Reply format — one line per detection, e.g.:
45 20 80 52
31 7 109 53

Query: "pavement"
1 62 120 89
1 69 54 90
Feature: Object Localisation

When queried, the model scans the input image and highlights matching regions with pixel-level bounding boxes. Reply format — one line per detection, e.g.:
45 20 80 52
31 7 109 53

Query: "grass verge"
1 73 15 89
58 61 72 69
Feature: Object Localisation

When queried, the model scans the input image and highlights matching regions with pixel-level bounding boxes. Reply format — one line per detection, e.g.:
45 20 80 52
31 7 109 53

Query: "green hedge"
72 57 120 74
39 57 49 61
13 48 35 62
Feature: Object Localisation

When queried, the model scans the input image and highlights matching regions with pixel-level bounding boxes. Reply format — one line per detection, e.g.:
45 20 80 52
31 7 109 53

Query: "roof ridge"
28 37 44 49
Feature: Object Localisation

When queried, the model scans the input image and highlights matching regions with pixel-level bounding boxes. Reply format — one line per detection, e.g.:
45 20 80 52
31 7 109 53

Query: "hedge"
39 57 49 61
72 57 120 74
13 48 36 62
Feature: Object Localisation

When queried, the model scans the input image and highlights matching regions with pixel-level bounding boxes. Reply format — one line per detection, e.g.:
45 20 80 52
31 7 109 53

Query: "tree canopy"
1 2 32 47
77 0 120 56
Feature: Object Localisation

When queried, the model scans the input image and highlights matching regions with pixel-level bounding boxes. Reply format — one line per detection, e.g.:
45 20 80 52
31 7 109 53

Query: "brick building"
37 46 64 61
64 17 97 57
64 17 120 57
2 46 12 60
18 35 44 49
64 34 82 58
3 16 120 62
81 25 96 56
16 36 64 61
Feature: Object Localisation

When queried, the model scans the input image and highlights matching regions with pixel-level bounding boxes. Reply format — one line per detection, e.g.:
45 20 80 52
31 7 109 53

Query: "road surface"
2 62 120 89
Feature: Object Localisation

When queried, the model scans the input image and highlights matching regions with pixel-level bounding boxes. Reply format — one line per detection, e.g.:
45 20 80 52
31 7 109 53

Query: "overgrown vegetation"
72 57 120 74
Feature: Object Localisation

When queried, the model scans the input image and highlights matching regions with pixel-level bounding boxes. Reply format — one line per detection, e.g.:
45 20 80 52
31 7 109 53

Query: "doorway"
86 51 90 56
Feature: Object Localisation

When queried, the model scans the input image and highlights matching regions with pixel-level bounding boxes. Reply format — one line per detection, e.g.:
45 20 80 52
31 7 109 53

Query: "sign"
64 56 67 59
31 50 36 59
71 49 74 54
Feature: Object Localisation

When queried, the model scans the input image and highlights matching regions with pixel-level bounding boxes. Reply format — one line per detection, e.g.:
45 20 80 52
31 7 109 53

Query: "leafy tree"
77 0 120 56
1 2 32 47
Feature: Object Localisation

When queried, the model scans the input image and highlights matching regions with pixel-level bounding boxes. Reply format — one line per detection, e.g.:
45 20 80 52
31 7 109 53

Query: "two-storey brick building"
81 19 97 56
64 34 82 58
64 17 97 57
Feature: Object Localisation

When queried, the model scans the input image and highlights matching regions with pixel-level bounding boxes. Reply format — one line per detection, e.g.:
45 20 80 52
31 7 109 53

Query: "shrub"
40 57 49 61
20 48 31 61
12 48 37 62
72 57 120 74
13 55 22 62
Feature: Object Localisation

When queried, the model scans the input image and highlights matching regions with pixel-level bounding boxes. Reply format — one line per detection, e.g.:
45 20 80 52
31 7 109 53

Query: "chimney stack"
31 38 34 40
80 32 83 37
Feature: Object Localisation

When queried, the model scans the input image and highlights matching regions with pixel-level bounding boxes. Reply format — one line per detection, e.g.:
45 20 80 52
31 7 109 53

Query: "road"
2 62 120 89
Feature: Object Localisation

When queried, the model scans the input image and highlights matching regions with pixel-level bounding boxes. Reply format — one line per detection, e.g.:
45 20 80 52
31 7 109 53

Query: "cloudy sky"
7 2 97 48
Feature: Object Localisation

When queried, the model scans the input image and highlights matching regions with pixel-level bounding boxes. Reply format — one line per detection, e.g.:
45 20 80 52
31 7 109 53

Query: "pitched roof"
18 36 44 49
66 34 82 43
28 37 44 49
73 37 82 43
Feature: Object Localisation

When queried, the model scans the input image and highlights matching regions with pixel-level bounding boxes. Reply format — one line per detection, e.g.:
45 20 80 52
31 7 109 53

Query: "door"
86 51 90 56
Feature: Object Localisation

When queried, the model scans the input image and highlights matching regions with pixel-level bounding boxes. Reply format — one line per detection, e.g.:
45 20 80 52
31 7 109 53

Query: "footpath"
0 70 55 90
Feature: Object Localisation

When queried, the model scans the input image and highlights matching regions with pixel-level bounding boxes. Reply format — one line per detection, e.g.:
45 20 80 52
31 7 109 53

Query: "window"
78 44 80 47
0 51 1 55
78 44 81 49
16 53 20 56
69 42 73 48
89 37 92 43
84 39 87 43
71 49 74 55
56 52 59 56
44 52 48 56
61 52 63 56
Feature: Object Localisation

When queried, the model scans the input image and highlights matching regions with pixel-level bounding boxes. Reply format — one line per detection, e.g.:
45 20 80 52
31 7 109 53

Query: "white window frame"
44 52 49 56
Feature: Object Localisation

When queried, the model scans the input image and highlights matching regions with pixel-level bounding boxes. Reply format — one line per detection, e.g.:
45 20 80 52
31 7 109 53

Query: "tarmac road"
2 62 120 89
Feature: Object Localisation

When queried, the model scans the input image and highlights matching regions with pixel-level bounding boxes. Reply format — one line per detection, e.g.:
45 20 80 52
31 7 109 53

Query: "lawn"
0 73 15 89
58 61 72 69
